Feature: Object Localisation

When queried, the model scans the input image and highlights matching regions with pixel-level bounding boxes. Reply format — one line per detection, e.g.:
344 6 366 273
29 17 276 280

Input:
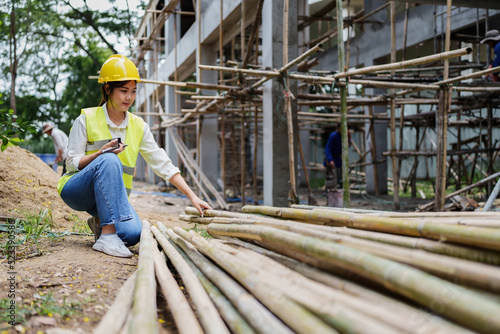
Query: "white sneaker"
93 234 133 258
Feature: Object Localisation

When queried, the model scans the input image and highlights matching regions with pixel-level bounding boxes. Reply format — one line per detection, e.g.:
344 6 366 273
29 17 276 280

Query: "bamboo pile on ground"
94 209 500 333
179 205 500 333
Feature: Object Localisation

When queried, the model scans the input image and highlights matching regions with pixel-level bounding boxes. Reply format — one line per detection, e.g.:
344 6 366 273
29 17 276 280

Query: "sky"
68 0 145 54
69 0 144 13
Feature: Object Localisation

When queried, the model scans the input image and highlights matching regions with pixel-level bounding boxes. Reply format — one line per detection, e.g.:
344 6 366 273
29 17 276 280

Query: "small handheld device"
102 138 127 153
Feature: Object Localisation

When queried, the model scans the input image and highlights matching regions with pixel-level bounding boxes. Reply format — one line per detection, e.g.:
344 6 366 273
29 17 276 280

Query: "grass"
0 291 92 326
68 213 92 234
0 209 55 258
185 224 211 239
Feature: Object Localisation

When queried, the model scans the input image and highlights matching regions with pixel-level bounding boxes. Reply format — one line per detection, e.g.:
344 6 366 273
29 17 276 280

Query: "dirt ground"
0 146 197 334
0 146 429 333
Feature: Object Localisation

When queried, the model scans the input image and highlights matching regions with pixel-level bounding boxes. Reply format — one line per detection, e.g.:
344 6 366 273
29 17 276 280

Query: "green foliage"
0 95 36 151
68 213 92 234
0 0 144 134
185 224 211 239
0 292 85 324
0 209 55 256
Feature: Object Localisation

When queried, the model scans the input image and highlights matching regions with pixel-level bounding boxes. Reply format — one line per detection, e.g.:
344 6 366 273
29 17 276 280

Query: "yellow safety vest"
57 106 144 196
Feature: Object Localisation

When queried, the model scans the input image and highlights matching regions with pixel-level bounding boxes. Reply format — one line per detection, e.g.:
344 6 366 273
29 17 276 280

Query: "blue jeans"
60 154 142 246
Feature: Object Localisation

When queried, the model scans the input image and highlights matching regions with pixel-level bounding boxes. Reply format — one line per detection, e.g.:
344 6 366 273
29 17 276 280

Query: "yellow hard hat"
98 54 141 83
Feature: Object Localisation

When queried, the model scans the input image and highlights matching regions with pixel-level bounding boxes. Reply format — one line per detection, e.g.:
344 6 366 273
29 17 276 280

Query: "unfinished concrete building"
132 0 500 211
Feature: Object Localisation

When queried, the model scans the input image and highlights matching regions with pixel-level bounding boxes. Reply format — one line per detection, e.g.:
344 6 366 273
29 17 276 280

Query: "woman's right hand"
100 139 126 155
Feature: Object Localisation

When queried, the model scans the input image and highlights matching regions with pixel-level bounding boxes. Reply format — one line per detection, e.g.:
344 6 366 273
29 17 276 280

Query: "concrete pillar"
164 11 179 179
262 0 298 206
197 45 219 187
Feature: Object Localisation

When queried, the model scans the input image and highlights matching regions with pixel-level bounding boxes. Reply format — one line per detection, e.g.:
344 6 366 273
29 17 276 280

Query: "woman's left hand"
190 196 212 216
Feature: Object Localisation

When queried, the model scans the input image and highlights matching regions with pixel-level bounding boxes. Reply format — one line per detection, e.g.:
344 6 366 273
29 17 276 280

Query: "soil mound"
0 145 81 227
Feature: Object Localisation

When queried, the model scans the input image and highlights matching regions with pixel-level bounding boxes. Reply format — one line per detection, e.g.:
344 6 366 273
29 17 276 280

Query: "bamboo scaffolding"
393 65 500 97
206 223 500 333
198 47 471 87
135 0 500 218
128 220 158 334
418 170 500 211
167 129 216 208
171 228 338 334
168 129 229 209
152 223 230 334
241 205 500 251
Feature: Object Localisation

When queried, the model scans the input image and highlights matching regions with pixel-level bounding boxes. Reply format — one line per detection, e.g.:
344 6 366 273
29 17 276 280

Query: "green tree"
0 0 144 134
0 94 36 151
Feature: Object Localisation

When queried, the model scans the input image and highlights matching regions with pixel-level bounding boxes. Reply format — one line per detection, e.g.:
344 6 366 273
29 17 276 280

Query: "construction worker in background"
480 29 500 82
57 54 211 258
324 125 351 189
42 123 68 174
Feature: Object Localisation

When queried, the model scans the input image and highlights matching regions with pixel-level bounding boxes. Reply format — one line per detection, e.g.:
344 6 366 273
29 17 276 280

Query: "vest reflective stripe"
57 107 144 196
123 165 135 175
86 139 110 151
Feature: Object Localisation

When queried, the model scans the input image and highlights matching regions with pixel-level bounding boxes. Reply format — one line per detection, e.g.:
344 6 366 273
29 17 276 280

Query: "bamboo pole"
167 129 216 208
93 271 137 334
128 220 158 334
435 0 453 211
191 48 489 93
162 229 255 334
241 205 500 251
336 0 350 207
297 127 317 205
179 214 500 265
166 228 293 334
368 106 380 196
283 0 299 205
207 223 500 333
152 223 230 334
483 177 500 211
168 129 229 209
333 47 471 78
253 106 258 204
172 228 338 334
262 223 500 293
393 65 500 97
240 0 264 73
151 240 204 334
219 0 224 84
223 237 474 334
240 106 246 206
206 239 407 333
390 2 400 211
221 112 226 199
240 0 245 63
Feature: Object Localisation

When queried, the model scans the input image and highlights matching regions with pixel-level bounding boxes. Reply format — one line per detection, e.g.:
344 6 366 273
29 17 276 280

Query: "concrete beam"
198 45 219 188
389 0 500 10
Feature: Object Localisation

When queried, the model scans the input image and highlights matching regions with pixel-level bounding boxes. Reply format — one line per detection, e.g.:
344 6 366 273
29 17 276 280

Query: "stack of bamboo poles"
95 206 500 334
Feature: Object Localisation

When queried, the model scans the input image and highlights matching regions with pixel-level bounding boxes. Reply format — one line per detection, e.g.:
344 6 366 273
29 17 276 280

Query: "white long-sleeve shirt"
65 104 180 181
51 128 68 160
